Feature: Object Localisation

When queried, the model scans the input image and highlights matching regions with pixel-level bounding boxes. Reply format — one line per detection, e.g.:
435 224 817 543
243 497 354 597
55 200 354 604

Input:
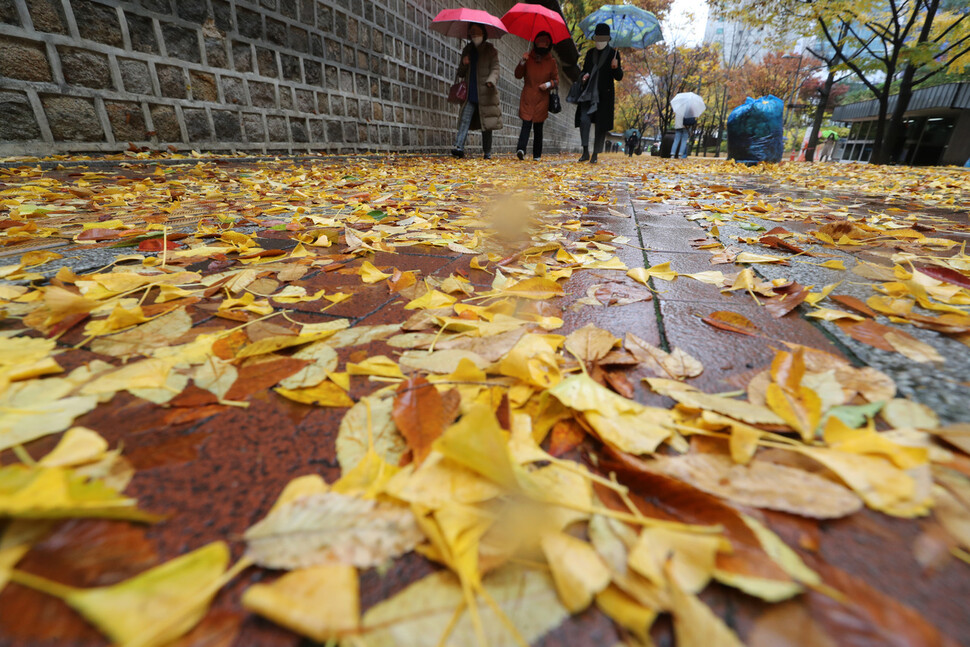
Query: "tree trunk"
881 0 940 164
805 70 835 163
882 64 917 164
869 93 891 164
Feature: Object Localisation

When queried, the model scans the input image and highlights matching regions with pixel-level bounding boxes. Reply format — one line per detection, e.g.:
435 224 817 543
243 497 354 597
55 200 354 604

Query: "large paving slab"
0 153 968 647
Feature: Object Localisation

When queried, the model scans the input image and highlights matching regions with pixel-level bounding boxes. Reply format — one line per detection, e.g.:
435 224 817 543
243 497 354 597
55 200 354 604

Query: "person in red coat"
514 31 559 161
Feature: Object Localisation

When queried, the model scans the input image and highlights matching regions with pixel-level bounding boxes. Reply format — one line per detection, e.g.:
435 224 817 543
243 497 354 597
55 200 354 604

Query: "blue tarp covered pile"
727 95 784 164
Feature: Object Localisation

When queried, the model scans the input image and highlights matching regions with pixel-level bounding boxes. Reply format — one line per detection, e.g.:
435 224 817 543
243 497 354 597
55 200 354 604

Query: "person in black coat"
574 23 623 163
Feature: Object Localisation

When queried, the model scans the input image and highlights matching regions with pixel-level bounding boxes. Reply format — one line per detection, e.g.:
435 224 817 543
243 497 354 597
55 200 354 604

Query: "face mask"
534 45 550 55
595 41 608 50
471 36 483 46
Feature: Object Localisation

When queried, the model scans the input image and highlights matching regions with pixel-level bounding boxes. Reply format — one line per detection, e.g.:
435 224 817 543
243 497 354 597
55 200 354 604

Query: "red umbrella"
501 3 571 43
430 8 508 39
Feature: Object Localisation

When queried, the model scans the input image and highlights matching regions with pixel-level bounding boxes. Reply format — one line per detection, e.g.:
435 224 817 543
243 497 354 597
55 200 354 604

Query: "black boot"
590 152 598 163
482 131 492 159
451 148 464 159
578 147 589 162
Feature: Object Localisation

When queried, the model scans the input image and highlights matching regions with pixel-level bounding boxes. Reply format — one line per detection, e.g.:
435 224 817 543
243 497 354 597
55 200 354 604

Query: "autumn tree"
714 0 970 164
620 42 721 136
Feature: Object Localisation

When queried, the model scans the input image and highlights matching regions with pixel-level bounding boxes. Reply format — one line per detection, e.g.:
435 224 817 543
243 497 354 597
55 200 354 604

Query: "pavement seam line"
631 191 670 352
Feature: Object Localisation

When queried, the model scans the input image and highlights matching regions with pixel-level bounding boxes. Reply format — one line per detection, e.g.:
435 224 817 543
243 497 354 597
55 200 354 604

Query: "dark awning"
832 82 969 121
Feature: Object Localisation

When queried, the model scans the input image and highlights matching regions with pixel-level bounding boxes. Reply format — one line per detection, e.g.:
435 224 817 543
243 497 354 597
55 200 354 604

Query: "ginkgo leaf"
736 252 788 264
498 333 562 389
540 531 611 612
645 378 785 425
884 331 944 364
564 324 618 363
0 464 159 522
336 393 406 471
765 383 823 441
244 491 421 569
404 289 457 310
243 564 359 641
0 520 52 594
13 542 234 647
235 328 340 359
626 334 704 380
38 427 108 467
276 380 355 407
267 474 329 515
193 358 238 402
359 260 392 283
783 446 928 517
433 404 521 491
398 349 491 373
881 399 939 429
0 336 62 383
668 575 745 647
278 342 339 389
326 323 400 348
357 565 568 647
0 380 99 451
595 586 658 643
90 308 193 358
629 526 723 593
346 355 405 378
550 375 673 454
498 277 564 300
627 261 677 283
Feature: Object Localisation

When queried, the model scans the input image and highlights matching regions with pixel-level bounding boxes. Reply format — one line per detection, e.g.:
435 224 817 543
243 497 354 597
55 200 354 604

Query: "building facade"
832 82 970 166
0 0 580 156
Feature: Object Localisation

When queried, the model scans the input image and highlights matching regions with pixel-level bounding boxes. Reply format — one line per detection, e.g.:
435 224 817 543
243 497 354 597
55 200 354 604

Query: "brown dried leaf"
702 311 760 336
652 453 862 519
829 294 876 318
548 419 586 457
391 376 459 467
836 319 896 351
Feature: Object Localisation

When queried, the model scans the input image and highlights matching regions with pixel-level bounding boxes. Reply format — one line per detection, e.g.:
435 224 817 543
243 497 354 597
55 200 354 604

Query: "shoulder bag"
448 76 468 104
548 88 562 114
565 49 614 104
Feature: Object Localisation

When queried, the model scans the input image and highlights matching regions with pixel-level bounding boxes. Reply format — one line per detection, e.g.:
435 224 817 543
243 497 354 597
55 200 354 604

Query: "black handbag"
548 89 562 114
566 49 615 104
565 80 584 104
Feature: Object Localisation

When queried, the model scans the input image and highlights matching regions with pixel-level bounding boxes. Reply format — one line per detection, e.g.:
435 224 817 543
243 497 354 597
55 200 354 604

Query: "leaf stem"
8 569 78 599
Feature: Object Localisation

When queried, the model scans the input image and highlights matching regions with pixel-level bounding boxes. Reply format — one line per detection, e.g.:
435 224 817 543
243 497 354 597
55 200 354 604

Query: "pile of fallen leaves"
0 155 968 647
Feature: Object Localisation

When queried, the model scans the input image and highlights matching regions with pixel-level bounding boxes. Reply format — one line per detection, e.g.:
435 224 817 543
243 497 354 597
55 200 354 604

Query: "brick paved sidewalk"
0 154 968 646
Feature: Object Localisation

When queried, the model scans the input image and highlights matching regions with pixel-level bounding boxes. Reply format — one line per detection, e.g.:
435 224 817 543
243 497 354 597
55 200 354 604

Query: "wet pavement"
0 153 969 646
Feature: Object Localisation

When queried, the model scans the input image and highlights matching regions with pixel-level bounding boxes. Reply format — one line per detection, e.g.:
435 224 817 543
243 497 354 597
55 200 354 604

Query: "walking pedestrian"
575 23 623 163
817 133 836 162
515 31 559 161
672 112 692 159
624 127 640 157
451 24 503 160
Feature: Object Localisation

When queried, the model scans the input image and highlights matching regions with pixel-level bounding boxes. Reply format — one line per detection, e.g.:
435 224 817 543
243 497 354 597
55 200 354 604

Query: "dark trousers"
517 120 544 158
481 129 492 156
579 109 607 154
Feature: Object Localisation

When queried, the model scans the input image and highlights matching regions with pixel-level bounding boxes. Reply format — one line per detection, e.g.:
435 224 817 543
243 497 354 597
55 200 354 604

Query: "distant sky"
663 0 709 46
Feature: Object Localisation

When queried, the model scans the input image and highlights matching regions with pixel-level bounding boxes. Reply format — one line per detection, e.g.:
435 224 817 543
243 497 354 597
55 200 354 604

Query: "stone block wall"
0 0 580 156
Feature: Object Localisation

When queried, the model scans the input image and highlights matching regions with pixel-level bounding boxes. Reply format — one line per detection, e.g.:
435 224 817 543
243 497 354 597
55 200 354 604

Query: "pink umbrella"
431 8 508 39
501 3 570 43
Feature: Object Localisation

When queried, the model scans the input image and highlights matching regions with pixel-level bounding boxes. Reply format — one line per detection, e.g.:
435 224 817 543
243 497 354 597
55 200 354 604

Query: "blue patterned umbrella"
579 5 662 49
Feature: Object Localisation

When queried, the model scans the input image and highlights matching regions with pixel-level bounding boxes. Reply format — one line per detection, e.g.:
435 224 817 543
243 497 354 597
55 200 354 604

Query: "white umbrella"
671 92 706 119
